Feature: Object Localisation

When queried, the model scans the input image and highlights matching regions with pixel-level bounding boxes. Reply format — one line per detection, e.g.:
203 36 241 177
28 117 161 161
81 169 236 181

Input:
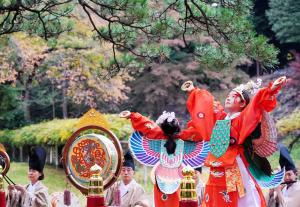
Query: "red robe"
184 82 281 207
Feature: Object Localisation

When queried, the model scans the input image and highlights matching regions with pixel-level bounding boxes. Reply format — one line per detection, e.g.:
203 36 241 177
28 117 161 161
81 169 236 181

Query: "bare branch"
0 11 19 35
79 0 149 59
182 1 188 47
158 0 179 18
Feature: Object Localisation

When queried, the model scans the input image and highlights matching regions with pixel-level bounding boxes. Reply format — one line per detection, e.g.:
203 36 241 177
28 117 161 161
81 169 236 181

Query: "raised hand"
271 76 287 91
119 110 131 118
181 80 194 92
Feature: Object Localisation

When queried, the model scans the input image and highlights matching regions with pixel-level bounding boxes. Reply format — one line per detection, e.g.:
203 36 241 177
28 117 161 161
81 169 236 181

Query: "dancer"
181 76 287 207
119 110 209 207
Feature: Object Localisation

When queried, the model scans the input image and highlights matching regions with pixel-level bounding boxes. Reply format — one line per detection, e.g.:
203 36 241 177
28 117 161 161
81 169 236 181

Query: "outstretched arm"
238 76 286 144
182 81 223 141
119 111 165 139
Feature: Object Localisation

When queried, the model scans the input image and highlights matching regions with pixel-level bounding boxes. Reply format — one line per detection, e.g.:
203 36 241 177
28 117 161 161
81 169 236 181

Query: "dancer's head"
224 90 250 113
156 111 180 154
225 79 261 113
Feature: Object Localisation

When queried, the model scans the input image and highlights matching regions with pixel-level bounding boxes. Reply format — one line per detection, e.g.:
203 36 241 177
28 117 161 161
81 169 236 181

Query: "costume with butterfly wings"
127 112 209 207
185 80 285 207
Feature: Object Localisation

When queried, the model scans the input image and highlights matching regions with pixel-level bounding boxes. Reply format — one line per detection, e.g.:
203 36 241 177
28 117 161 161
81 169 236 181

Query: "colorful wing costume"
129 131 161 167
183 140 210 167
253 111 278 157
250 166 285 189
246 111 285 189
129 131 209 194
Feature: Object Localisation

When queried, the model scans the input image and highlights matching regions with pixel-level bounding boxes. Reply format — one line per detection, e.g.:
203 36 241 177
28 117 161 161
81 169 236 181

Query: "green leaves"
267 0 300 44
0 0 279 70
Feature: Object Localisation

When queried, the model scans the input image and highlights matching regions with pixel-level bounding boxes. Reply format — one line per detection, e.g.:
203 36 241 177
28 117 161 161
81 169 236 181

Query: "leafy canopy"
0 0 279 70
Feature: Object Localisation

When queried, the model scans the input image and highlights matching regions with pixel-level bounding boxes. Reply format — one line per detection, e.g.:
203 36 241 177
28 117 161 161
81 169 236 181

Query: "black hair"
29 167 45 180
195 167 202 173
241 91 250 107
38 173 44 180
160 119 181 155
293 168 298 175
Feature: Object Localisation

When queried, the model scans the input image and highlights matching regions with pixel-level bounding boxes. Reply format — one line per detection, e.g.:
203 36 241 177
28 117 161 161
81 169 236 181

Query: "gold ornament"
180 165 197 201
76 108 110 130
88 164 104 196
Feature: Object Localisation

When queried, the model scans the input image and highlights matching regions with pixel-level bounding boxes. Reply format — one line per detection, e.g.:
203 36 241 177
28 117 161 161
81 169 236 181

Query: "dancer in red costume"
181 76 287 207
119 111 209 207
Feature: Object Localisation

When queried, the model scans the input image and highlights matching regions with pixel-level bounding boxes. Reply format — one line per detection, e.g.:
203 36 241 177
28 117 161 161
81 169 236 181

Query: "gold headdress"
232 79 262 101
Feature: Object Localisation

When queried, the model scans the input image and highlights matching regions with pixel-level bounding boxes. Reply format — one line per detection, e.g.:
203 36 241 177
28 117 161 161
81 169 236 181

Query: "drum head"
62 125 123 195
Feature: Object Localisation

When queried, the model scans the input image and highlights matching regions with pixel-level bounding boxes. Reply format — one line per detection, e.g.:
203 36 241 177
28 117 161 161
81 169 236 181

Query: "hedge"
0 114 132 147
276 110 300 136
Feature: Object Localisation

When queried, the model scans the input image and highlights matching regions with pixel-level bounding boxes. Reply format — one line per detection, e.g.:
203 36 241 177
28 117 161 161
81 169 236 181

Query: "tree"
0 85 25 129
267 0 300 45
266 0 300 104
0 19 131 125
1 0 279 72
0 33 49 123
252 0 290 69
43 48 131 117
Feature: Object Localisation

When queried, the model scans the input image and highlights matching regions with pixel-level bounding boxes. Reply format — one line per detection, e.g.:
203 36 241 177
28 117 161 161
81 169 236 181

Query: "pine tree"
267 0 300 45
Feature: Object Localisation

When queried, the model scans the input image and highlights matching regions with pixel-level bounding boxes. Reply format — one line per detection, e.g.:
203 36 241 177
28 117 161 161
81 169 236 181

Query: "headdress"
279 144 297 172
155 111 176 125
232 79 262 101
123 150 135 171
29 146 46 179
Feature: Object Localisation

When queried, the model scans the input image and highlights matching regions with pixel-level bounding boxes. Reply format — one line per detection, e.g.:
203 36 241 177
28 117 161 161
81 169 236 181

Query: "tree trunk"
55 145 59 167
12 147 15 161
288 134 300 152
50 146 53 165
256 60 260 76
52 83 56 119
62 80 68 119
19 146 23 162
24 84 31 123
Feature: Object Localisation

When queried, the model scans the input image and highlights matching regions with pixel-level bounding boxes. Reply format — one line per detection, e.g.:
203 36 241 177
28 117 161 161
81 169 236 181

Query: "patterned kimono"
105 179 149 207
266 182 300 207
184 82 281 207
6 181 49 207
